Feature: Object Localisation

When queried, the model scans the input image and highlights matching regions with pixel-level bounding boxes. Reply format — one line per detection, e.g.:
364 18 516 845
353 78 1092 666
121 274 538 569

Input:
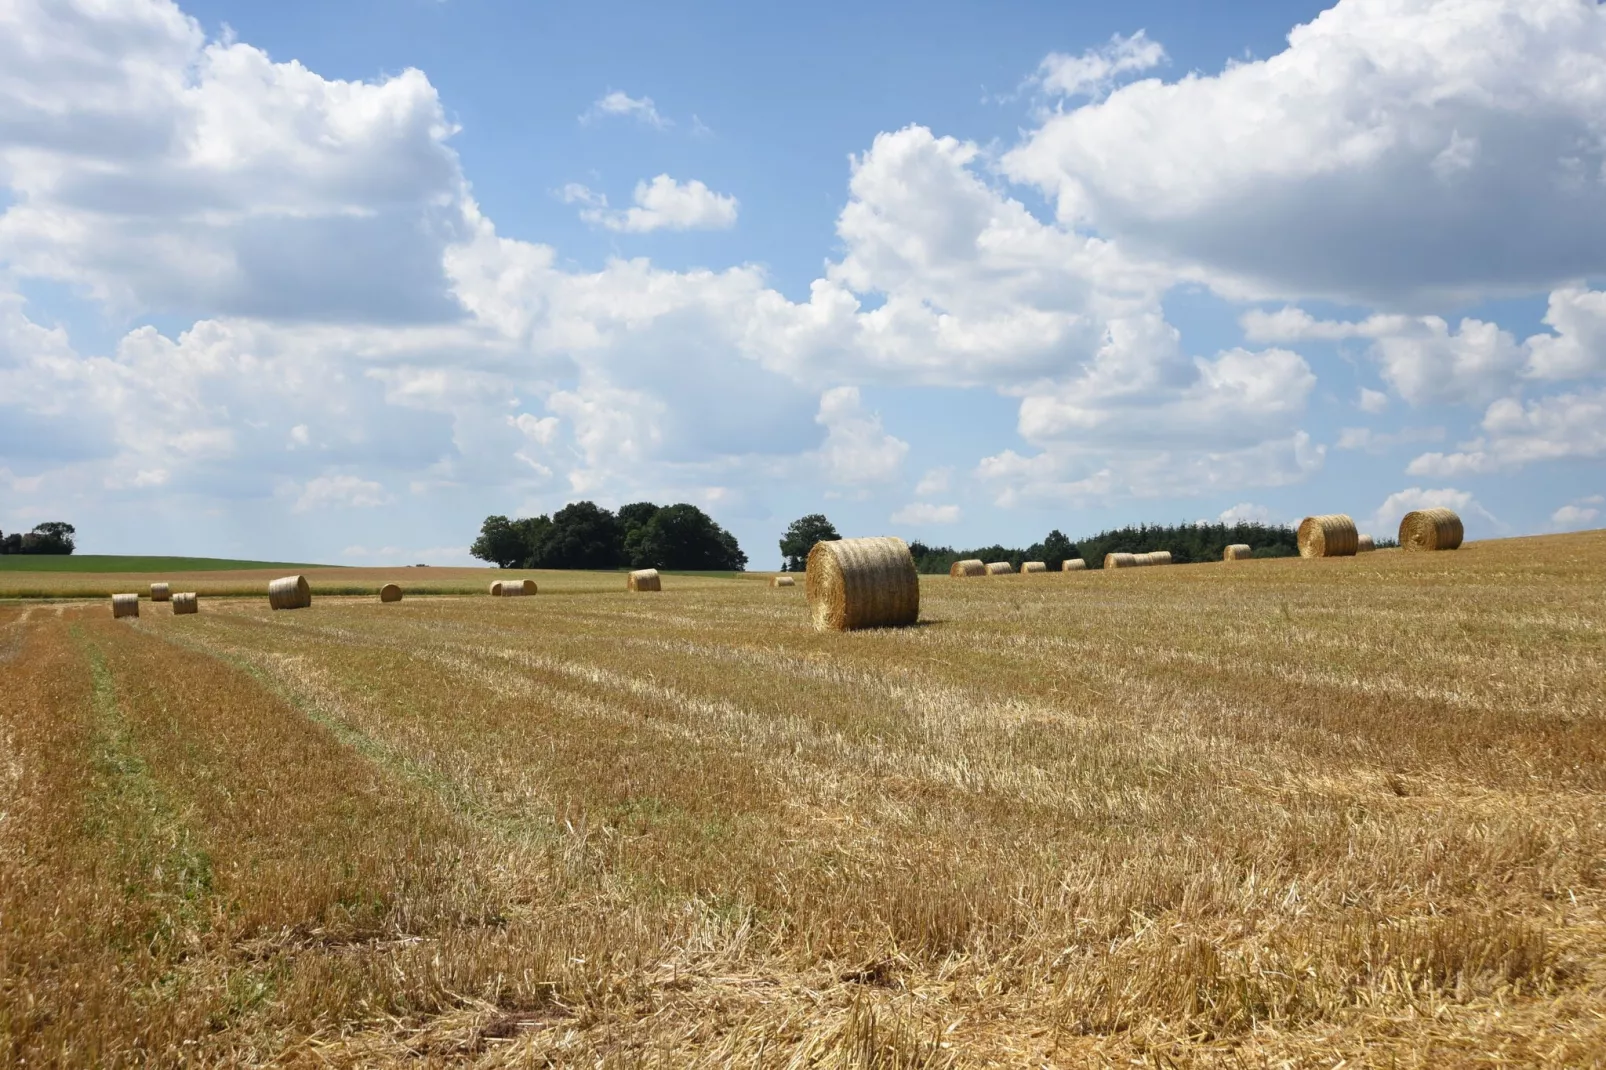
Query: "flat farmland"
2 532 1603 1067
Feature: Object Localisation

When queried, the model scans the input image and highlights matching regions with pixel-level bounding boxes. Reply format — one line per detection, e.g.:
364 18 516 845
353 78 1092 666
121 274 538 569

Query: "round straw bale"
1356 534 1376 553
380 583 403 602
268 574 311 610
111 593 139 619
949 559 986 578
519 579 537 595
984 561 1014 575
171 592 198 615
771 575 796 587
1223 544 1252 561
150 582 170 602
489 581 506 596
1021 561 1048 574
1143 551 1173 566
627 569 662 592
1296 514 1358 558
1399 507 1463 552
1104 552 1138 569
806 537 918 631
1062 558 1087 572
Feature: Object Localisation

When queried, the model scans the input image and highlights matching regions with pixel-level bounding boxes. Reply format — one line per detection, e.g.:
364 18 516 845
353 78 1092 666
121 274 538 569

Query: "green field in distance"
0 555 333 573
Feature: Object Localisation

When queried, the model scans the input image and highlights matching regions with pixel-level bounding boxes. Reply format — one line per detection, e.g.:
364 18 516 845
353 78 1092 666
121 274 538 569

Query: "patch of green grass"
0 555 332 573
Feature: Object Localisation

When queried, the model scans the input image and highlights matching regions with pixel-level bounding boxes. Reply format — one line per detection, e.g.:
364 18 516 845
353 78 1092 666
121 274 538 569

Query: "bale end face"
379 583 403 602
111 593 139 619
1399 508 1464 552
171 592 198 615
627 569 662 592
806 537 919 632
149 583 170 602
949 559 986 578
1062 559 1087 572
1297 514 1359 558
267 575 312 610
1224 544 1252 561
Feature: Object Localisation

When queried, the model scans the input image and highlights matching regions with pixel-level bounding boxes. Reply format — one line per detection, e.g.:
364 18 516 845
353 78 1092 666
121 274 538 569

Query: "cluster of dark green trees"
907 521 1304 573
470 502 747 571
0 522 75 555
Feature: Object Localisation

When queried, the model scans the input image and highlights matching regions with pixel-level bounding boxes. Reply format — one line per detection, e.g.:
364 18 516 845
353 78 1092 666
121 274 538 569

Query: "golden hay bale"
268 575 311 610
111 593 139 619
1021 561 1048 574
949 559 986 578
1141 551 1173 566
627 569 662 592
1399 507 1463 552
1356 534 1376 553
771 575 796 587
380 583 403 603
520 579 537 595
984 561 1015 575
171 592 198 615
150 582 170 602
1062 559 1087 572
1104 552 1139 569
1224 544 1252 561
1296 514 1358 558
806 537 919 632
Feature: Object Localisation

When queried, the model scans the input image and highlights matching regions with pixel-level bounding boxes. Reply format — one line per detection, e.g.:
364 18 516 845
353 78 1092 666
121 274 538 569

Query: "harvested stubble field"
2 532 1604 1067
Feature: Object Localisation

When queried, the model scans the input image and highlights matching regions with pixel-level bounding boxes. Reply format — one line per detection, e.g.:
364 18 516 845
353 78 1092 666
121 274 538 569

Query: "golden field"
1 531 1603 1067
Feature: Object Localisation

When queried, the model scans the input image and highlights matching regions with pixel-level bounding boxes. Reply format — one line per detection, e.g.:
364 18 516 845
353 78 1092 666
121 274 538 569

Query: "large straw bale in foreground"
268 575 311 610
1356 534 1376 553
1021 561 1047 573
984 561 1014 575
772 575 796 587
380 583 403 602
171 592 198 615
949 559 986 578
149 582 170 602
1062 559 1086 572
111 593 139 619
806 537 919 632
1104 553 1138 569
628 569 662 592
1224 544 1252 561
1400 508 1463 552
1297 514 1358 558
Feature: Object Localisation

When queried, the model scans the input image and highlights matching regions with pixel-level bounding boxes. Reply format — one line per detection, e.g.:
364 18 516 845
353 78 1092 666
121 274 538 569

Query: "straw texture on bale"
1296 514 1359 558
379 583 403 602
1104 553 1138 569
149 582 170 602
984 561 1015 575
806 537 919 632
1224 544 1252 561
171 592 198 615
111 593 139 619
1021 561 1048 573
1062 559 1086 572
771 575 796 587
1399 507 1464 552
949 559 986 578
627 569 662 592
1356 534 1376 553
267 575 311 610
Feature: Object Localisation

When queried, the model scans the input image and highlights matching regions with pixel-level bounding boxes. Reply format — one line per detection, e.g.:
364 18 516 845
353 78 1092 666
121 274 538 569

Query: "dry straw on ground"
110 593 138 619
805 536 919 631
1021 561 1048 574
171 592 198 615
1062 558 1087 571
1357 534 1376 553
1104 552 1139 569
1224 544 1252 561
771 575 796 588
1400 507 1464 552
267 575 312 610
949 559 986 578
149 582 170 602
1297 514 1359 558
984 561 1015 575
627 569 662 592
379 584 403 603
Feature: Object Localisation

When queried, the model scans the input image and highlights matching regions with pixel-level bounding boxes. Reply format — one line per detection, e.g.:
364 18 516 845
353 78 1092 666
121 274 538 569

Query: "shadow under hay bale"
1224 544 1252 561
149 582 170 602
172 592 198 615
628 569 662 592
111 593 139 619
949 559 985 578
1062 558 1086 571
984 561 1014 575
380 583 403 602
268 575 311 610
806 537 919 632
1297 514 1359 558
1400 508 1463 551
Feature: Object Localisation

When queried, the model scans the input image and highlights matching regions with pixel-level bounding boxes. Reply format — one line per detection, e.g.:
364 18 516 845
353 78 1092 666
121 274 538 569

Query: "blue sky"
1 0 1603 567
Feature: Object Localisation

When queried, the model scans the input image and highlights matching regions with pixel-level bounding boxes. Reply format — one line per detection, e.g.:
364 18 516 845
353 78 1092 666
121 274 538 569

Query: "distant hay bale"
150 583 170 602
492 579 535 597
1399 508 1463 552
1021 561 1048 573
520 579 537 595
379 583 403 602
627 569 662 592
1062 559 1086 572
489 581 504 596
771 575 796 587
1356 534 1376 553
1224 544 1252 561
111 593 139 619
268 575 311 610
1296 514 1358 558
1141 551 1173 566
1104 553 1139 569
806 536 919 632
949 559 986 578
984 561 1014 575
171 592 198 615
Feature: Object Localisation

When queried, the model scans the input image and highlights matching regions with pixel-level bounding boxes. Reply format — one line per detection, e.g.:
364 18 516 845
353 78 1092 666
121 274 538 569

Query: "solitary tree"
469 516 528 569
778 514 840 571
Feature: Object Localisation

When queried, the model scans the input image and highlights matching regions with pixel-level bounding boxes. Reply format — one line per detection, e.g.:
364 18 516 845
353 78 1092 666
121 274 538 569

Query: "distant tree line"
471 502 747 571
904 521 1303 573
0 522 75 555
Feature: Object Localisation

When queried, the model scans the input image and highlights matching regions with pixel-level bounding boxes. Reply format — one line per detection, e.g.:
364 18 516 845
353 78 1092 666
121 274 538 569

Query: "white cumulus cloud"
580 90 670 129
572 175 738 233
891 502 961 525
